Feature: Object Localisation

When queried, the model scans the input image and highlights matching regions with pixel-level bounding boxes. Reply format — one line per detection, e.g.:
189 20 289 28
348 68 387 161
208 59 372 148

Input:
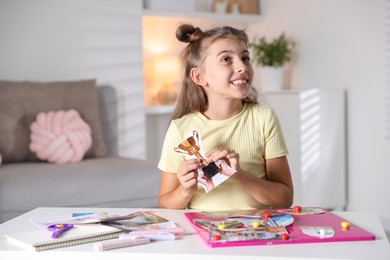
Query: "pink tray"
184 208 375 248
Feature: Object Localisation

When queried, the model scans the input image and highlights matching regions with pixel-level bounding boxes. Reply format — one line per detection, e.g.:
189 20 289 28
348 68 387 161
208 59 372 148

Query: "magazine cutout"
174 129 236 193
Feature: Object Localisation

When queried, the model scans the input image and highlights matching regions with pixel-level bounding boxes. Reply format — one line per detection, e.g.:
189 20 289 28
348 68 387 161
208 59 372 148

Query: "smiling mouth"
230 79 249 87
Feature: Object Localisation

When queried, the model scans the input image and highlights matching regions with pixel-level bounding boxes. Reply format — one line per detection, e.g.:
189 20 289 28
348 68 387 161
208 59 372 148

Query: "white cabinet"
146 88 347 210
145 105 175 165
261 89 346 210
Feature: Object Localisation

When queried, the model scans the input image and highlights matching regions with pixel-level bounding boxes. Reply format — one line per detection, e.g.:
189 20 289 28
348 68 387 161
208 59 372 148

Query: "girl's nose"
236 60 248 73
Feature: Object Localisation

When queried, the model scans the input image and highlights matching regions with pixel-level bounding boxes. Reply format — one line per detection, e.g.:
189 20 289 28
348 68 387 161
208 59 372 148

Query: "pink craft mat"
184 208 375 248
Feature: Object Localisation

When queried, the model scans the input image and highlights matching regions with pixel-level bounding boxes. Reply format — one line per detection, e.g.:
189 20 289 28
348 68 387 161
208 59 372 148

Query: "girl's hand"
177 158 202 195
198 175 215 192
205 147 240 171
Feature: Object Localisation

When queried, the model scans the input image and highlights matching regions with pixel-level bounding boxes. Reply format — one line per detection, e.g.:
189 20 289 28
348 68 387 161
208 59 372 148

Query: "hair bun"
176 24 203 44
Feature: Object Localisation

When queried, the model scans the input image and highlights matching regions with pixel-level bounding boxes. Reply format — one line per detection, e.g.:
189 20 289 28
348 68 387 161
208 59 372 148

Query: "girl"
157 24 293 211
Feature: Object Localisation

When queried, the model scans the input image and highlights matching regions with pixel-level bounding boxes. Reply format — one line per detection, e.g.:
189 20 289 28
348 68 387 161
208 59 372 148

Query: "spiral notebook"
4 224 123 251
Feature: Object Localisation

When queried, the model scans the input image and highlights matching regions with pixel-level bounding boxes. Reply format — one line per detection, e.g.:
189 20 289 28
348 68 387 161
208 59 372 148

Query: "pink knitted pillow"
29 110 92 164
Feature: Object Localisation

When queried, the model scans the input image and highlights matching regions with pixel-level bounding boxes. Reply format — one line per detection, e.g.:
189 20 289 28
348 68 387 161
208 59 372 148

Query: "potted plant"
250 33 294 90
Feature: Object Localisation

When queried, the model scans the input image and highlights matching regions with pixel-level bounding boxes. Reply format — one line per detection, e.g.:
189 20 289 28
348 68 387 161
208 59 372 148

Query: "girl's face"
192 37 254 102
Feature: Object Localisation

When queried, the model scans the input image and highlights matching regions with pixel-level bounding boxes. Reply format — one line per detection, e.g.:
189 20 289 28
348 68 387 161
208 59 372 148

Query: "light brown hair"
171 24 258 120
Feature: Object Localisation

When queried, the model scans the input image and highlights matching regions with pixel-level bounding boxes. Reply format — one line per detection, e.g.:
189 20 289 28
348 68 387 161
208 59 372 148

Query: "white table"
0 207 389 260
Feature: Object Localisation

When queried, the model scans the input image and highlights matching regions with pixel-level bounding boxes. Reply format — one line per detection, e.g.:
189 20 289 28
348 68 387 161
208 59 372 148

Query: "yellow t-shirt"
158 103 288 210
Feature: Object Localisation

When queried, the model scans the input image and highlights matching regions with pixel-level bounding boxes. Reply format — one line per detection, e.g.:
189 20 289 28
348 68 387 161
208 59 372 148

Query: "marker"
93 237 150 251
119 232 176 241
130 227 184 237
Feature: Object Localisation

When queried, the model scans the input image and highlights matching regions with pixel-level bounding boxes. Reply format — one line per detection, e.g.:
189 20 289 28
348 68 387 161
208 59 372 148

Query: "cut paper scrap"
29 109 92 164
300 226 335 238
271 214 294 227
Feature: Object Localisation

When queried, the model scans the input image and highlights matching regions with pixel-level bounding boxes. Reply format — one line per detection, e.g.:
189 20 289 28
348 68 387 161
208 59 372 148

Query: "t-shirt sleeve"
157 121 186 174
264 108 289 159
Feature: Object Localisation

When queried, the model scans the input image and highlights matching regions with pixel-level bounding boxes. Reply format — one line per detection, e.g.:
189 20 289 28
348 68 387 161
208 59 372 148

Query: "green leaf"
249 33 294 68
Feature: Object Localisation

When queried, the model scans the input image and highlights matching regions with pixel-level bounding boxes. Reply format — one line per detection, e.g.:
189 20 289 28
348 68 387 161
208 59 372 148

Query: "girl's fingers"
206 147 236 162
177 159 202 190
227 152 239 159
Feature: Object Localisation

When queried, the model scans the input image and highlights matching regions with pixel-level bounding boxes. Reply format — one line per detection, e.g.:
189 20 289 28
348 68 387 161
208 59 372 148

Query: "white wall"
0 0 146 159
259 0 390 231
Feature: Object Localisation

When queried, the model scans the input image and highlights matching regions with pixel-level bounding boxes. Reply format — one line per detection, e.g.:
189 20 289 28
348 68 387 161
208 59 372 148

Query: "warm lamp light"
153 56 181 105
153 56 181 82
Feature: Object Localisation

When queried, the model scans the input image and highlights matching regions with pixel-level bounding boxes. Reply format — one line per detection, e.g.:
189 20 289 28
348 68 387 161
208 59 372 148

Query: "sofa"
0 79 161 223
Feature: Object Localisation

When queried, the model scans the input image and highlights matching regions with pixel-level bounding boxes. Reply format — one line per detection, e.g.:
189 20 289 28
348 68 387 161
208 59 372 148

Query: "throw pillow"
0 79 107 163
30 109 92 164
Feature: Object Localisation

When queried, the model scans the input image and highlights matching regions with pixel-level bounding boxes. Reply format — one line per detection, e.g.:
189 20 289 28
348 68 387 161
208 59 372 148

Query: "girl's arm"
158 159 202 209
232 156 293 208
206 148 293 208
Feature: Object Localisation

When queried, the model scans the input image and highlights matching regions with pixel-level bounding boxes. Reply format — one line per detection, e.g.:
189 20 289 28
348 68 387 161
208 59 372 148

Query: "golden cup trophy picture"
174 130 220 180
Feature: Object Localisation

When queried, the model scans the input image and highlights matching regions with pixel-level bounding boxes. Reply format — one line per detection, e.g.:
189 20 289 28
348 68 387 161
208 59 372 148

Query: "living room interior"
0 0 389 241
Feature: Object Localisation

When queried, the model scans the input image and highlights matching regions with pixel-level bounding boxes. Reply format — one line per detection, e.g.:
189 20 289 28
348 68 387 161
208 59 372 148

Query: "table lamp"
153 56 181 105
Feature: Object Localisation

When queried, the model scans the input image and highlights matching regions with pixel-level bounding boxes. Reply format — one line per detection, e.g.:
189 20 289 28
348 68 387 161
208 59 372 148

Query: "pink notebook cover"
184 208 375 248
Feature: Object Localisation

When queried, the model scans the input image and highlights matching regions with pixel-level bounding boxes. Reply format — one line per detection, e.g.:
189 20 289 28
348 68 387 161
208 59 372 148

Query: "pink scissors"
47 224 74 238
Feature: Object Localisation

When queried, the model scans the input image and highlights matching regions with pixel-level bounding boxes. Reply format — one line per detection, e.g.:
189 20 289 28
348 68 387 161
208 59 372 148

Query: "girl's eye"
242 55 251 62
221 56 232 62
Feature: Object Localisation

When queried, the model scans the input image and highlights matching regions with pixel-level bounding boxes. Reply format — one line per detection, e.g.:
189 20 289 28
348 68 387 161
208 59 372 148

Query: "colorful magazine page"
193 219 244 230
112 211 169 225
72 211 159 224
30 210 167 228
173 129 236 193
103 212 177 232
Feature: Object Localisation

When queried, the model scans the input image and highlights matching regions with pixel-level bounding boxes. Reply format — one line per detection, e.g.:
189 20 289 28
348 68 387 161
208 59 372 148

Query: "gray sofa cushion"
97 85 118 156
0 156 160 223
0 79 107 163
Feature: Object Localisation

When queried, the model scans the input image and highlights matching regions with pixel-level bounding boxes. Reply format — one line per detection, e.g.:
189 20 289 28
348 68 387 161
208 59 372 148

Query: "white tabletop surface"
0 207 389 260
